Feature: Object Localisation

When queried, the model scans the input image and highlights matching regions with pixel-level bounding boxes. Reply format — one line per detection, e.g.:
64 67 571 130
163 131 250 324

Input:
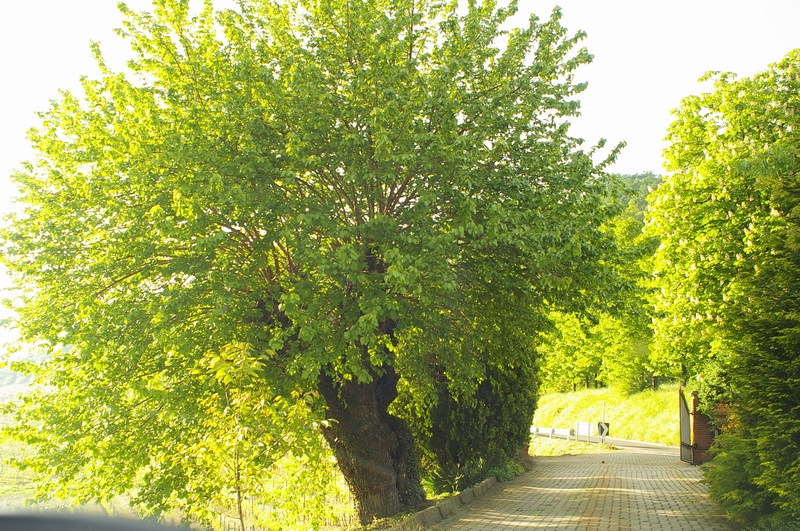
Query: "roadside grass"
529 437 617 457
532 383 680 447
0 465 34 498
0 410 36 506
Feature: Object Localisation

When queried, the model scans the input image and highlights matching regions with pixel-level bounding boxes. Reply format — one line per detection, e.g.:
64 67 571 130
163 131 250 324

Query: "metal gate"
679 389 693 464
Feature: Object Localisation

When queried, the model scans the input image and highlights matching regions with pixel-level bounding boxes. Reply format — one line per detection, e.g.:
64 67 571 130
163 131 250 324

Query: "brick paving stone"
430 446 733 530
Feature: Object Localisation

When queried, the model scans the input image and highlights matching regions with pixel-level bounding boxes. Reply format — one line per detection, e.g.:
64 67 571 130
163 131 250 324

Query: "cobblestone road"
430 446 732 530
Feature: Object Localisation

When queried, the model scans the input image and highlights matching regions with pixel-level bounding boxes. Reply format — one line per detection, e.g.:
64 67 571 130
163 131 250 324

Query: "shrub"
427 457 526 495
428 459 488 495
426 360 538 471
705 433 777 526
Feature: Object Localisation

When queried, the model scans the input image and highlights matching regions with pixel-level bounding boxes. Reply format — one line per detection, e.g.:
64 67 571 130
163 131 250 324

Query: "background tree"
538 311 600 392
1 0 620 525
651 49 800 525
537 173 660 395
538 311 649 394
605 172 661 392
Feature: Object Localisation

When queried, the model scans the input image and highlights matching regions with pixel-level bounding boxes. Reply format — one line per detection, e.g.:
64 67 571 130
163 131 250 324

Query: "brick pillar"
690 391 715 464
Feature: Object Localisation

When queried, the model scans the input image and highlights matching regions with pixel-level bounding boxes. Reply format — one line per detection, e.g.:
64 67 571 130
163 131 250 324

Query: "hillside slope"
532 384 680 447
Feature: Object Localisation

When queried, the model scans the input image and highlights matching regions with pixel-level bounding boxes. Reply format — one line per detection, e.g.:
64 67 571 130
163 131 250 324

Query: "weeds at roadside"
529 437 617 457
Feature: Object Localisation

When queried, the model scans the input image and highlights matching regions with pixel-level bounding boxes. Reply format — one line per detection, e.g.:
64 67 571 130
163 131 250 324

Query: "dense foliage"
0 0 621 526
650 49 800 525
538 173 660 395
426 357 538 469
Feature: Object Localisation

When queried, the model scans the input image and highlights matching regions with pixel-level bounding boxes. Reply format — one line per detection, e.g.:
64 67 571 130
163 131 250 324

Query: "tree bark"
318 365 426 525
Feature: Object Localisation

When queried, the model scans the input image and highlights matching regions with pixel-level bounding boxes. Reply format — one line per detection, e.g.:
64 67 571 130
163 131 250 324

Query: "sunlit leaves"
648 51 800 381
2 0 621 524
650 48 800 524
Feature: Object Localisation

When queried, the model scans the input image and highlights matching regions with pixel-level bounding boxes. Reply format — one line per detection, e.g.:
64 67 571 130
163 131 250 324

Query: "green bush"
427 457 526 495
706 125 800 525
428 459 487 495
426 360 538 471
399 352 537 495
705 433 778 527
749 525 800 531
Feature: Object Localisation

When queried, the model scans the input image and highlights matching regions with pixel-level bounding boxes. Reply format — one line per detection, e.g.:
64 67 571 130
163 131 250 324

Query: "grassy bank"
532 383 680 447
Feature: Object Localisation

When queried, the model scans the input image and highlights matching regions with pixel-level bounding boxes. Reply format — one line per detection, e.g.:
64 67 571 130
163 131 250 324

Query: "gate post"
690 391 714 465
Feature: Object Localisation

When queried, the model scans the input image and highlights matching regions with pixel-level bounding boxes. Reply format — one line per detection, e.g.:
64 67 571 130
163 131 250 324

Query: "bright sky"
1 1 799 211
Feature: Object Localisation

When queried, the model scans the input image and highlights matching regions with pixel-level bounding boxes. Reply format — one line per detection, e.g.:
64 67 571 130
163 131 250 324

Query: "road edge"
390 477 498 530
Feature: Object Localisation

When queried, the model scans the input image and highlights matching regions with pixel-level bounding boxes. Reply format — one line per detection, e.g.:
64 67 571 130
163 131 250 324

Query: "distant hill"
0 367 31 401
0 342 41 402
0 367 30 387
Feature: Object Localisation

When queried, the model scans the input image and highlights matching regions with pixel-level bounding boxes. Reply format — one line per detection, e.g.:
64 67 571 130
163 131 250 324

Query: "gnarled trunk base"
318 368 425 525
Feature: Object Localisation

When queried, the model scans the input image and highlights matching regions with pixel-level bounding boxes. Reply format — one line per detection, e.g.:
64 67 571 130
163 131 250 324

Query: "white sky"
0 1 799 210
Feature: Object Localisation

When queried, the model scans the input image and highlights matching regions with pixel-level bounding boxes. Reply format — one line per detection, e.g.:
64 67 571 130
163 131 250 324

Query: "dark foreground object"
0 513 176 531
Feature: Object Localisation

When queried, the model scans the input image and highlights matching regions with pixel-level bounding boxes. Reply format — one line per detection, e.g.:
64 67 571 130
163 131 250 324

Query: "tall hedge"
651 50 800 525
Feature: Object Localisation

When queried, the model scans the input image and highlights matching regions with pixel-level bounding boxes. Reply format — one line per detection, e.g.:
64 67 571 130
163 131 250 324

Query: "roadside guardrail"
530 426 575 439
532 422 612 444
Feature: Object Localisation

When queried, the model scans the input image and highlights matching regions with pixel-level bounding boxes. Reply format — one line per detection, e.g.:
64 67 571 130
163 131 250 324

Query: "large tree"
649 50 800 525
1 0 618 525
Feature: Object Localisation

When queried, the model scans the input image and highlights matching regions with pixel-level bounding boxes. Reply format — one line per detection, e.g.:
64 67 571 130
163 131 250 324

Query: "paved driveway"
431 446 732 530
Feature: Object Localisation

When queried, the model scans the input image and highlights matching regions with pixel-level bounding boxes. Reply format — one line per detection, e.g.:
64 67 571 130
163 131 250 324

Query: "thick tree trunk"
318 366 426 525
